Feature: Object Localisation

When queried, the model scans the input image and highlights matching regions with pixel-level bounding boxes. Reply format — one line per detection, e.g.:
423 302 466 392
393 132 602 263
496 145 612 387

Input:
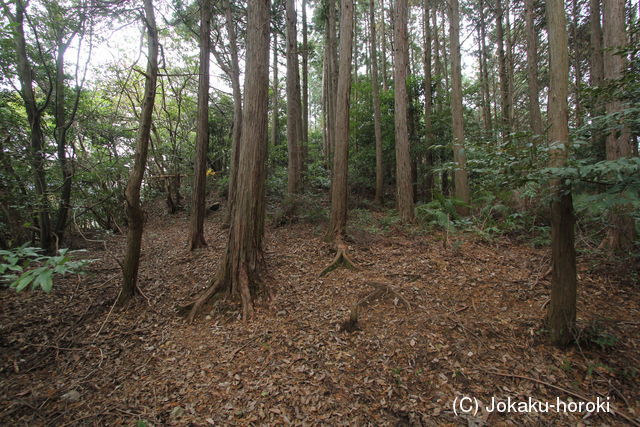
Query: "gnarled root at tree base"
319 239 359 277
180 251 264 323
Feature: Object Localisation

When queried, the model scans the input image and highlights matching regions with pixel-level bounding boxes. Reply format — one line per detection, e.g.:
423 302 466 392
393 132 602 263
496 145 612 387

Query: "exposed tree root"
178 277 225 324
319 242 359 277
341 282 411 332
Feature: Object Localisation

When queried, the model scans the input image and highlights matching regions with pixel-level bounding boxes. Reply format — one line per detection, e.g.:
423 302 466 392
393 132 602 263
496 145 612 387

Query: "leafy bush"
1 245 94 293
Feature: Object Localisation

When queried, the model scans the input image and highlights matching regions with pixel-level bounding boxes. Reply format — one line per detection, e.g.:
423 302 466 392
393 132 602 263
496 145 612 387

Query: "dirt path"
1 208 639 425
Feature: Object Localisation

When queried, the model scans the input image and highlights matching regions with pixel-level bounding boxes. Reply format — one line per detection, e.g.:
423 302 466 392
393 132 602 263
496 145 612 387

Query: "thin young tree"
322 0 356 276
600 0 636 251
589 0 605 157
393 0 414 222
120 0 159 305
524 0 543 140
496 0 510 144
449 0 470 215
369 0 384 205
186 0 271 321
189 0 211 250
545 0 577 347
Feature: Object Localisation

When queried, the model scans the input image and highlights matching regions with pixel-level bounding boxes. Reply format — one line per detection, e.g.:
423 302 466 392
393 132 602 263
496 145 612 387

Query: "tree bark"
286 0 303 196
381 0 389 91
328 0 354 240
224 0 243 226
505 0 514 130
479 0 492 133
423 0 434 202
369 0 384 205
496 0 510 145
589 0 605 158
187 0 271 322
271 32 279 146
545 0 577 347
7 1 53 253
302 0 309 164
120 0 159 304
189 0 211 250
571 0 584 128
600 0 636 252
524 0 543 140
393 0 414 222
53 39 73 245
449 0 470 215
325 0 338 172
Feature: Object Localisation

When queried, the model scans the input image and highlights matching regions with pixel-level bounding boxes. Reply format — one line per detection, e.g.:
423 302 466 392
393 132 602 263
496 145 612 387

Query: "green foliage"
578 320 620 351
415 196 466 232
1 245 94 293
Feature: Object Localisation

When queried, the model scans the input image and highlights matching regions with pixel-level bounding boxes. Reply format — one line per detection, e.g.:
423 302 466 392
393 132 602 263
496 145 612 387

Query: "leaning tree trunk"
186 0 271 322
369 0 384 205
600 0 635 252
545 0 577 347
189 0 211 250
321 0 357 277
120 0 159 305
449 0 470 215
393 0 414 222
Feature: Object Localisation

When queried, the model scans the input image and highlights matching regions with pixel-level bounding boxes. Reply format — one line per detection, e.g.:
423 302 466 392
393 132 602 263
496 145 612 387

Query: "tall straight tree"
545 0 577 347
189 0 211 250
324 0 338 171
322 0 356 276
478 0 492 132
449 0 470 215
589 0 605 157
223 0 243 226
3 0 53 253
302 0 309 159
271 32 279 146
393 0 414 222
120 0 159 304
524 0 543 139
422 0 434 202
600 0 636 251
496 0 510 144
286 0 303 196
187 0 271 321
369 0 384 204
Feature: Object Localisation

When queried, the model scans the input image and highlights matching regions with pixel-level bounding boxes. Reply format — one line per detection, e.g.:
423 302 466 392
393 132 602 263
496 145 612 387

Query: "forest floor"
1 199 639 426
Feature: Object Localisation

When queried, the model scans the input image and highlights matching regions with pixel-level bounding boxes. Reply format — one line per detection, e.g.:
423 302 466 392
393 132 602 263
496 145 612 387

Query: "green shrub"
1 245 94 293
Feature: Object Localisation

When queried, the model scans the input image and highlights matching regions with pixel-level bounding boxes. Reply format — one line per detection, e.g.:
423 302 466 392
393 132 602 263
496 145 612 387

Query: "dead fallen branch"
341 282 411 332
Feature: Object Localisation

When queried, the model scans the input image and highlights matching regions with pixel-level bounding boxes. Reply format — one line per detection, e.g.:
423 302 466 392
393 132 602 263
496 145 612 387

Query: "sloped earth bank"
1 207 639 426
